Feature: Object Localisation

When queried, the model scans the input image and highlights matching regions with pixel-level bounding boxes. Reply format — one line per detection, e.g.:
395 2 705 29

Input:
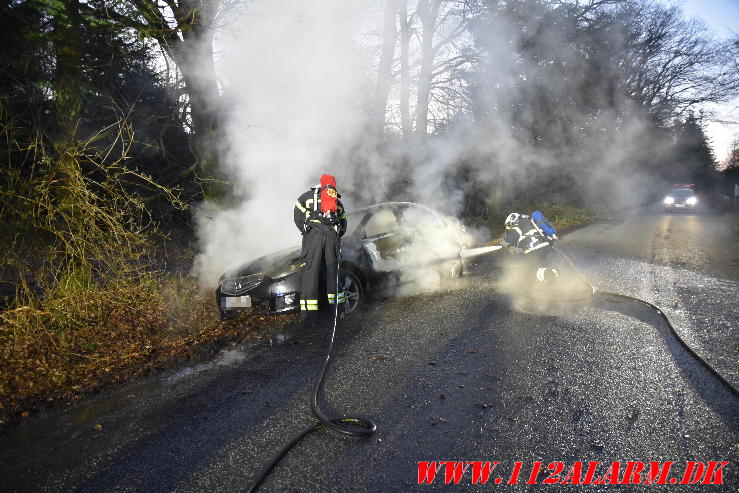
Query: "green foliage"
38 0 68 18
534 202 598 232
668 113 719 190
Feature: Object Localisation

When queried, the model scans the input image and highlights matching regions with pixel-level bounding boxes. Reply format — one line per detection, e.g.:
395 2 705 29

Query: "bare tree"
373 0 400 137
122 0 225 188
721 136 739 171
426 1 475 128
376 0 472 137
619 1 739 123
415 0 442 136
399 0 413 138
52 0 83 144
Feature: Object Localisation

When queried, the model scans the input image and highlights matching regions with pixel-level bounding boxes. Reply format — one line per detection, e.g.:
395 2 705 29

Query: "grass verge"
483 202 598 244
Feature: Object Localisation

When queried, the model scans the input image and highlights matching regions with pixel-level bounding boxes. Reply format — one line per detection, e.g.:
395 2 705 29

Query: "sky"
680 0 739 40
674 0 738 163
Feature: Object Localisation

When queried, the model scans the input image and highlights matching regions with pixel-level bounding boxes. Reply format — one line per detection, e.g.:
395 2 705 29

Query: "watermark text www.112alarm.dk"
417 461 729 485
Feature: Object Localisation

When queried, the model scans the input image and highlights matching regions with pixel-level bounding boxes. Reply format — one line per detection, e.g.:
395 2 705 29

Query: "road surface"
2 206 737 491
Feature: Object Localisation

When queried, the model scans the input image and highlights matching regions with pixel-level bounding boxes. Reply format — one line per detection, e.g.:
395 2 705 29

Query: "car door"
360 207 408 272
394 203 467 276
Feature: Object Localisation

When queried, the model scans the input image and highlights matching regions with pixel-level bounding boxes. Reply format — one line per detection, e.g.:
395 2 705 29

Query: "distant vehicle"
663 186 697 212
216 202 473 319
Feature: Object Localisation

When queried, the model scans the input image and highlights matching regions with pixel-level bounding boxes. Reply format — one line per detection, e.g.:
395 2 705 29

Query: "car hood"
222 246 304 280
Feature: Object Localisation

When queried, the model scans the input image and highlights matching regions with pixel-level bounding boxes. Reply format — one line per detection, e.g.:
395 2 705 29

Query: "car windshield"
397 204 442 229
363 208 398 238
344 210 366 237
671 189 694 198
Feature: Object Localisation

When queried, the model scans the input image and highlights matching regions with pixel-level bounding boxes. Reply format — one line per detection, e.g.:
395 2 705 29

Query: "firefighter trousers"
510 243 556 281
300 223 345 312
525 243 558 282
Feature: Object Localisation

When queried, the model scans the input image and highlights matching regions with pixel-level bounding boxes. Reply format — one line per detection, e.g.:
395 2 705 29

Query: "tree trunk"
399 0 412 138
373 0 399 138
130 0 223 196
53 0 82 144
177 0 222 195
415 0 441 137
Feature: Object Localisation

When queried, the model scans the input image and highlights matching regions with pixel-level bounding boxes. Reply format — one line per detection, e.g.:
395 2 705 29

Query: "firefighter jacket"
294 188 347 237
501 213 553 254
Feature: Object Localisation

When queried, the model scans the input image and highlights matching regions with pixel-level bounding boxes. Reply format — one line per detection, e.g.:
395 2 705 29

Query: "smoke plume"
192 0 700 289
193 0 375 286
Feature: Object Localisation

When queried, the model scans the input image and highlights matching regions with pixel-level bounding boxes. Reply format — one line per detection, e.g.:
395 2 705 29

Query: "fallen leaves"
0 275 296 428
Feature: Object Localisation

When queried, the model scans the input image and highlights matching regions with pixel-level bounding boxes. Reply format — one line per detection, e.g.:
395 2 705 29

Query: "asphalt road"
2 206 738 492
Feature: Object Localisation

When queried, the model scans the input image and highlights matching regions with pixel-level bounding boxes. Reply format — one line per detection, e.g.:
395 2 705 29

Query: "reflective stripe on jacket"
294 188 347 236
501 214 551 253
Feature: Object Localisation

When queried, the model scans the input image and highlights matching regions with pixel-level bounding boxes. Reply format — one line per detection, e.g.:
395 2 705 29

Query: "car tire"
339 269 364 315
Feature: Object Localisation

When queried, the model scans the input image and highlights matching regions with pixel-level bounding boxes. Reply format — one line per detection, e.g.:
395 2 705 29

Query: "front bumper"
216 290 300 319
665 202 695 211
216 274 302 318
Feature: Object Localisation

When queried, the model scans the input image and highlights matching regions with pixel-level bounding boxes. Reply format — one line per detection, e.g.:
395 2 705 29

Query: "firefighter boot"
536 267 559 283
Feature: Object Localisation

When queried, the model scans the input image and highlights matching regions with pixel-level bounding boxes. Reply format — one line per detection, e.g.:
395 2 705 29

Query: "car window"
397 204 442 229
363 208 398 238
671 189 694 198
344 210 366 237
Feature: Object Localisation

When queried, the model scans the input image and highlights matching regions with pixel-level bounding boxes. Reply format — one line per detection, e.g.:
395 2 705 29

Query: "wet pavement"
1 206 737 491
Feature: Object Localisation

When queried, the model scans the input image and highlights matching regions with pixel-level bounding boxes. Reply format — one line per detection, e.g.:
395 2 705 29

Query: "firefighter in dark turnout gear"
294 174 347 325
501 210 559 283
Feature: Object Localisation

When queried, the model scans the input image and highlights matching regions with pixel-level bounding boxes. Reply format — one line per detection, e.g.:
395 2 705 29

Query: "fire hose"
246 251 376 493
247 242 736 491
534 246 738 398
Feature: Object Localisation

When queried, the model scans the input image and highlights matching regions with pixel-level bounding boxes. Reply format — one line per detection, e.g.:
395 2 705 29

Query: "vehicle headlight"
686 196 697 205
221 273 264 295
271 262 308 279
663 197 674 204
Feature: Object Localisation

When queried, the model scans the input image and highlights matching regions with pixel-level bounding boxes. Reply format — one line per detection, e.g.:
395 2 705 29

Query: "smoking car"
216 202 473 319
663 186 698 212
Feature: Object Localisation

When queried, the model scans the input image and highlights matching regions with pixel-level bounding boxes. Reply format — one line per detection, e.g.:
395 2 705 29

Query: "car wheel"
339 270 364 314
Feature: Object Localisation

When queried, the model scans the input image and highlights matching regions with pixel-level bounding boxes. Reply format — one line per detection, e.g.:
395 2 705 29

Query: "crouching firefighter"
294 174 348 327
501 210 559 283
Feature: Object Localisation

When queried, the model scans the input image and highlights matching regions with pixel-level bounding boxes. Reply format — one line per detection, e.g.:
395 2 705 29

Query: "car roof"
344 202 442 238
349 201 438 214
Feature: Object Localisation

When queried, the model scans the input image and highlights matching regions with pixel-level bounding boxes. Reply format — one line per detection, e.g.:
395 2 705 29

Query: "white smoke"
193 0 376 286
190 0 703 289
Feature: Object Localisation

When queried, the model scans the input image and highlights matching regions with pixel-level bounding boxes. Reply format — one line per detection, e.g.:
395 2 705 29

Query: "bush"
0 121 183 305
479 201 597 243
0 118 215 426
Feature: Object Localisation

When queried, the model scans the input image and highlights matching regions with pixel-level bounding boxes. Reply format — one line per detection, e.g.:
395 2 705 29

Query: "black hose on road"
248 244 737 491
246 255 376 493
595 290 738 398
549 246 738 398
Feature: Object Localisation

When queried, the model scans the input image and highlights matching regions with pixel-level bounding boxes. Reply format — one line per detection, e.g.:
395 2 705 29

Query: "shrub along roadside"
0 271 298 429
0 123 300 430
0 143 596 432
534 203 598 233
483 202 598 244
